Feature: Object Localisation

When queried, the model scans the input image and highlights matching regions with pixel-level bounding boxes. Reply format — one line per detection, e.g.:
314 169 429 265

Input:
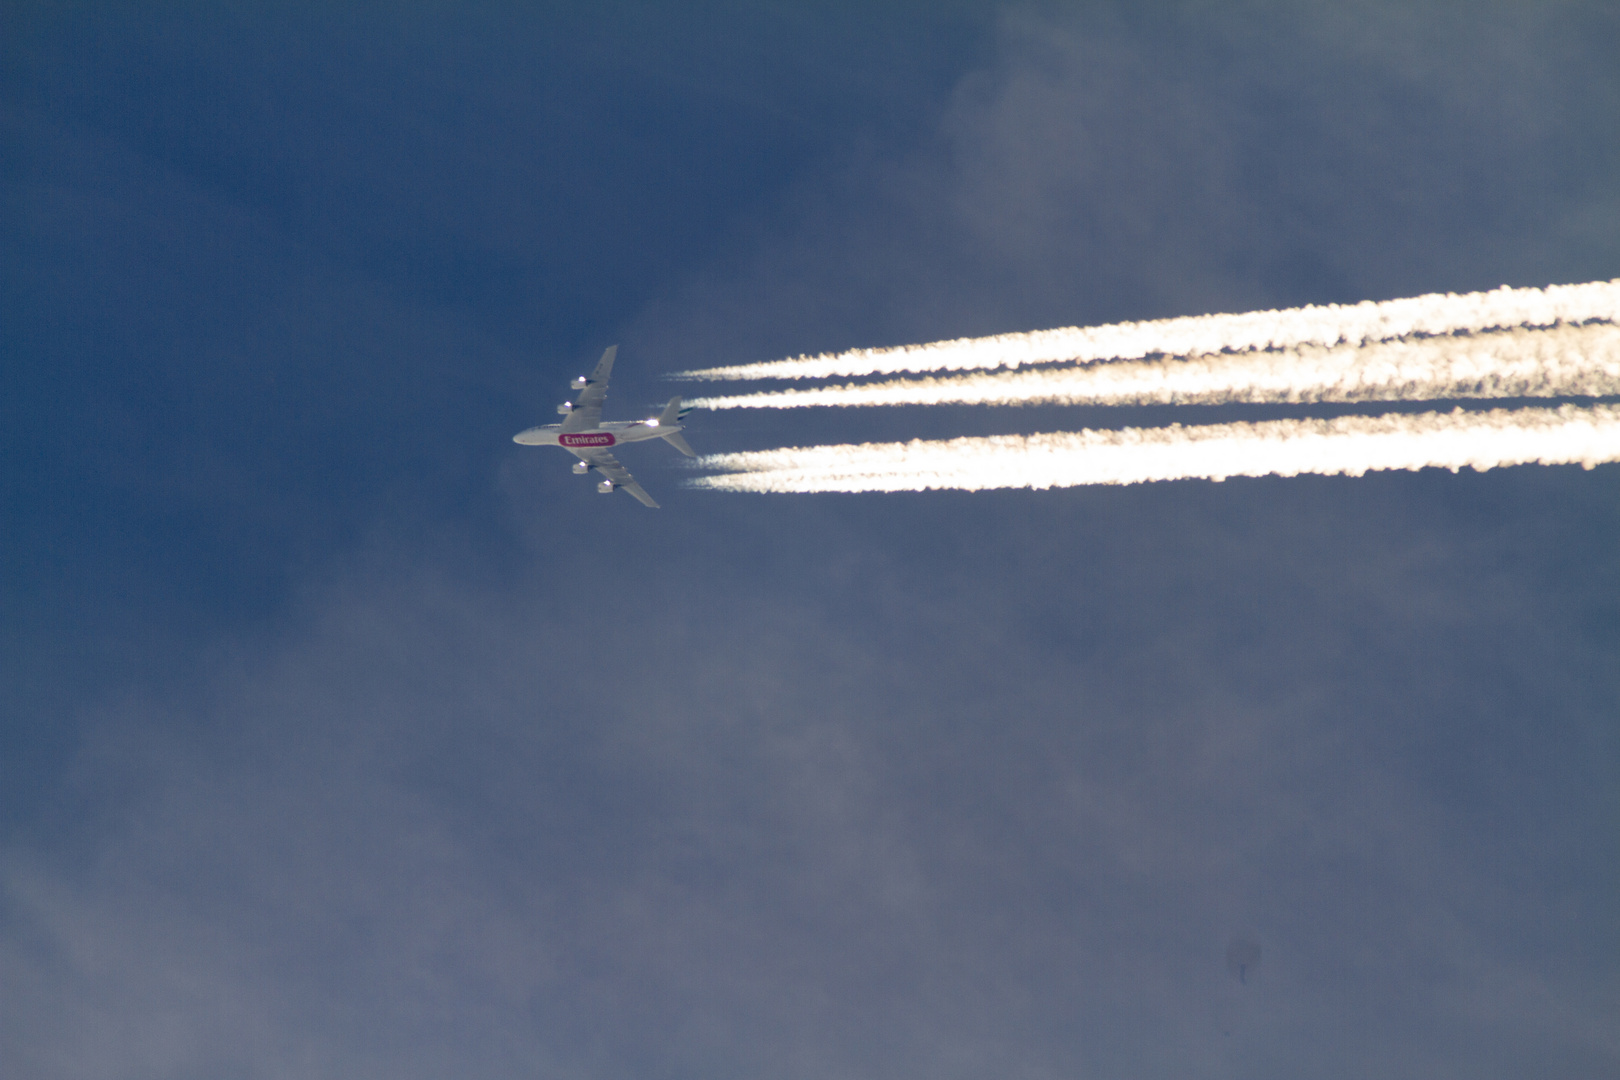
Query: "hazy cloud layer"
5 479 1617 1078
630 2 1620 370
2 3 1616 1078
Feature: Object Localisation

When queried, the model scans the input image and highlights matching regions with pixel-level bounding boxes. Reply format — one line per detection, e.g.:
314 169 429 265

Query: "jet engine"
597 480 614 494
572 461 589 474
571 376 590 390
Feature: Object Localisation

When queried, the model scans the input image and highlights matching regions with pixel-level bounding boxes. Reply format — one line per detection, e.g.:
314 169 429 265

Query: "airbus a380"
512 345 694 508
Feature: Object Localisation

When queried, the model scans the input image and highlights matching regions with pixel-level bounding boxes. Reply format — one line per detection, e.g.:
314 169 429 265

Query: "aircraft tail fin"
657 397 697 456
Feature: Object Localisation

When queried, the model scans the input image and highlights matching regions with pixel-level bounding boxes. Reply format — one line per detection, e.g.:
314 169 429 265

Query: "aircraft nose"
513 428 541 444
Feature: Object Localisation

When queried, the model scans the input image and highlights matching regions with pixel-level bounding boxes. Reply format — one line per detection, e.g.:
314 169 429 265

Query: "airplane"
512 345 694 508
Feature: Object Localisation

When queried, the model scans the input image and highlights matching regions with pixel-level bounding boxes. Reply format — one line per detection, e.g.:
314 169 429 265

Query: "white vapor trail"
674 279 1620 382
688 322 1620 411
689 404 1620 493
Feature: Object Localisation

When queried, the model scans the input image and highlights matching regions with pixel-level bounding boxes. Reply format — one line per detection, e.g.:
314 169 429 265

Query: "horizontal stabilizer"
657 396 697 456
661 431 696 457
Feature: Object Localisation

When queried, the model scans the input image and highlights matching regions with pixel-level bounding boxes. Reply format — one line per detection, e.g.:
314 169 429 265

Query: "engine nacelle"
597 480 614 494
557 402 573 415
571 376 590 391
572 461 590 475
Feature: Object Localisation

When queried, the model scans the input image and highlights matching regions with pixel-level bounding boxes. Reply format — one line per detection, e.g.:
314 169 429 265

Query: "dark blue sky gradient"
2 3 1617 1077
4 1 990 691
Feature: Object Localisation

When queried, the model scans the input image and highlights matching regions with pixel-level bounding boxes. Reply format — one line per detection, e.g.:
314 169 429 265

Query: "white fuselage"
512 419 674 449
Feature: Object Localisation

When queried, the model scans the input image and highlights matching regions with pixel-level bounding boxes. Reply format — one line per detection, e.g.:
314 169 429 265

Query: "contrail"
689 404 1620 493
674 279 1620 382
688 321 1620 410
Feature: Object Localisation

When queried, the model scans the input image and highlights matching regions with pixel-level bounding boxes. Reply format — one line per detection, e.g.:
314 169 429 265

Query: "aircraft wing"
560 345 617 433
570 446 659 508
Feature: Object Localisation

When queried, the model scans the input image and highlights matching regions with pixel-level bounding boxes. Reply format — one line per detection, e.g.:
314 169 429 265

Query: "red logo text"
560 432 616 447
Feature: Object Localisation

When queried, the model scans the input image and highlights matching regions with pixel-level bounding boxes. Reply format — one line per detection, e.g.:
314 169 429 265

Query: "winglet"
621 480 659 508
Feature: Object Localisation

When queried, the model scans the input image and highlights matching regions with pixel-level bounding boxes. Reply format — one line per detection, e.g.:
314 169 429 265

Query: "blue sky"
3 3 1617 1077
